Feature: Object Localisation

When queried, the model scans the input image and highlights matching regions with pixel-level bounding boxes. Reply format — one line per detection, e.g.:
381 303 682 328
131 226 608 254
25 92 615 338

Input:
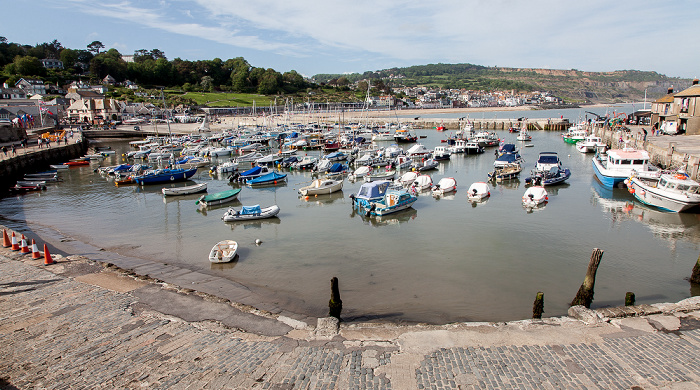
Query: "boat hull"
134 167 197 185
222 205 280 221
162 183 207 196
627 177 700 212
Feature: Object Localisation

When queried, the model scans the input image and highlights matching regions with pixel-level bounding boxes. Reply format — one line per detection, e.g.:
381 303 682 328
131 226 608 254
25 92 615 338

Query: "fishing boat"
625 171 700 212
592 148 659 188
431 146 451 161
196 188 242 207
358 188 418 216
208 240 238 263
488 163 522 182
431 177 457 196
467 182 490 201
575 135 606 154
393 129 417 143
473 132 500 147
522 186 548 207
162 182 207 196
246 172 287 186
463 141 485 155
298 178 343 196
133 167 198 185
562 129 587 144
222 204 280 221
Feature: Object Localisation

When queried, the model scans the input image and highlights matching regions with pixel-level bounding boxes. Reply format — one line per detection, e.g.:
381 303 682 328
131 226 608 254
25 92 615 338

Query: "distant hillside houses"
383 85 560 109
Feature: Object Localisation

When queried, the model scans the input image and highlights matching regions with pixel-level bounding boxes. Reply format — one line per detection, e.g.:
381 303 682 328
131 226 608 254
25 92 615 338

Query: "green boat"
196 188 242 208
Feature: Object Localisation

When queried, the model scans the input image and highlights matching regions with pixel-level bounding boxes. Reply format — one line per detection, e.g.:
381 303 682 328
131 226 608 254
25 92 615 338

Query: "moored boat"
467 182 490 201
298 178 343 196
133 167 197 185
357 188 418 216
246 172 287 186
576 135 606 154
162 182 207 196
221 204 280 222
209 240 238 263
592 148 659 188
431 177 457 196
196 188 242 207
625 171 700 212
522 186 548 207
488 163 522 182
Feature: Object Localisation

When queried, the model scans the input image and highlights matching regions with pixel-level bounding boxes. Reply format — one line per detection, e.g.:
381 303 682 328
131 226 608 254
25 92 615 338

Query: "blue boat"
246 172 287 186
349 180 393 209
231 165 270 182
133 167 197 185
525 152 571 186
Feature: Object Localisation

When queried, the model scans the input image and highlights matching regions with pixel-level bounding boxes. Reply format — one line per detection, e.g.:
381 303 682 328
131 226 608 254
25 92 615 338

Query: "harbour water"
2 120 699 324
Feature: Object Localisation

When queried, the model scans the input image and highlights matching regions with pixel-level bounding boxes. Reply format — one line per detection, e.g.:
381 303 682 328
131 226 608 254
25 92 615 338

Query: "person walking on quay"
37 138 42 149
11 144 16 156
2 145 7 157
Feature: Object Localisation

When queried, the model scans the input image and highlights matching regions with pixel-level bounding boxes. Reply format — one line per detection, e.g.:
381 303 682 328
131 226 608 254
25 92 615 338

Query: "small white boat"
412 174 433 191
222 205 280 222
214 161 239 174
209 240 238 263
406 144 431 158
162 182 208 196
298 178 343 196
365 169 396 182
414 158 438 171
522 186 548 207
431 177 457 196
576 136 606 154
467 182 490 201
396 171 418 187
349 166 372 180
49 164 69 170
394 155 412 170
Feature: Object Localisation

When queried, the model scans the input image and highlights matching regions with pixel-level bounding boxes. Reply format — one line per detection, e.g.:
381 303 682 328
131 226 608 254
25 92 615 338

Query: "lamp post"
644 88 648 110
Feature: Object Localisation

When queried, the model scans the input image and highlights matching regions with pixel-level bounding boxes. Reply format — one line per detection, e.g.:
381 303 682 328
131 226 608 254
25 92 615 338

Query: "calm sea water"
2 109 698 324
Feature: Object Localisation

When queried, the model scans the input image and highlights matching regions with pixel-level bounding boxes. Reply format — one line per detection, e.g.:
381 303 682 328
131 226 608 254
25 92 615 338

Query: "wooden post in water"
691 253 700 284
625 292 635 306
329 277 342 319
571 248 604 308
532 292 544 319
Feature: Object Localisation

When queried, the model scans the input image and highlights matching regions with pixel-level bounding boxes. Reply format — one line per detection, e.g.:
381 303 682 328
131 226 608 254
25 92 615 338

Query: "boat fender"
676 174 686 180
170 176 175 181
629 188 635 194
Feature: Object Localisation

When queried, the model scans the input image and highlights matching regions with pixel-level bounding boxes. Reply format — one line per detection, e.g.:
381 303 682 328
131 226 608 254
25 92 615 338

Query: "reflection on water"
210 254 239 270
2 128 699 324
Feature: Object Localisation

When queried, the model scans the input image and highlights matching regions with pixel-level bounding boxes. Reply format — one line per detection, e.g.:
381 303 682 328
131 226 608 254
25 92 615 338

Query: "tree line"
0 38 312 95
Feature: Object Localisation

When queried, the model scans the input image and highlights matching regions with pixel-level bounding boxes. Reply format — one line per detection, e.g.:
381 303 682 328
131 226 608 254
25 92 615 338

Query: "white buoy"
255 239 262 246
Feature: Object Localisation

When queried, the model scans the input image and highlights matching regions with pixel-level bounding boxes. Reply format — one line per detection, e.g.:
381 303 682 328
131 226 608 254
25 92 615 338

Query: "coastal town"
3 6 700 388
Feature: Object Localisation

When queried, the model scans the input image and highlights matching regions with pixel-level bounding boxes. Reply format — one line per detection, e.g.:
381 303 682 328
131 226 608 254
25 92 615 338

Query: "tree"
258 69 281 94
6 55 44 77
201 75 213 92
87 41 104 55
59 48 78 68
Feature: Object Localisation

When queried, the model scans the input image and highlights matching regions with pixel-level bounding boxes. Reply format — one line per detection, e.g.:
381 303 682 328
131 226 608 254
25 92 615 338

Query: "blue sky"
3 0 699 79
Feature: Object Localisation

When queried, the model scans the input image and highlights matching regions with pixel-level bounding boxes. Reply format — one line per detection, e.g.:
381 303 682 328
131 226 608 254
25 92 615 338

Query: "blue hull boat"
246 172 287 186
134 167 197 185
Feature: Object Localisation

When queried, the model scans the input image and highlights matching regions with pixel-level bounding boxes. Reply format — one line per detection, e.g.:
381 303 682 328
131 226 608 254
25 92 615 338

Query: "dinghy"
209 240 238 263
298 178 343 196
196 188 242 207
162 182 207 196
221 204 280 222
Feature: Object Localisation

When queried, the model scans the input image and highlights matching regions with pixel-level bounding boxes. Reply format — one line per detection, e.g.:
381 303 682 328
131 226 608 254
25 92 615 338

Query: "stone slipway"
2 242 700 389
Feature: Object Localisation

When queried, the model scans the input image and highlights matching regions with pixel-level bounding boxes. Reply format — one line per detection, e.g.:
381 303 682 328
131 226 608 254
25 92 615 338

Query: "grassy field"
180 92 276 107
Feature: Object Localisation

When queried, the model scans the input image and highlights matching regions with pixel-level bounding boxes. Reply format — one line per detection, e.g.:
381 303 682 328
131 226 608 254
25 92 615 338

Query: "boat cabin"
604 149 650 170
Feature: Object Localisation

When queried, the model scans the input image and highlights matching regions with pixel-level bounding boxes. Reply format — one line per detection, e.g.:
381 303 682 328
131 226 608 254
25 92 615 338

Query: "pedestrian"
38 138 42 149
11 144 16 155
2 145 7 156
642 128 647 141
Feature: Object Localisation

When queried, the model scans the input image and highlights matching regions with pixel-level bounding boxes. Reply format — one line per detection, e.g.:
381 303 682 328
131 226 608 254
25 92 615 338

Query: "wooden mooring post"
571 248 604 308
532 292 544 319
625 292 636 306
691 253 700 284
329 277 343 319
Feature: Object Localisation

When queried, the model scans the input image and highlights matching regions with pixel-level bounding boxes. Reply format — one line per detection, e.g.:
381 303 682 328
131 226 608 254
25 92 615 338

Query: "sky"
3 0 699 79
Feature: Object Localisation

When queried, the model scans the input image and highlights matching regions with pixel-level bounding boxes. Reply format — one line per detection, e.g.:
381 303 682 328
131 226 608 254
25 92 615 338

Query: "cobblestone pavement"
2 248 700 389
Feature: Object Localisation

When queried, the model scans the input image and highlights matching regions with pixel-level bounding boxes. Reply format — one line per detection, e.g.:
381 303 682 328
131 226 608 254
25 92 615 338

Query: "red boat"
9 184 46 194
64 159 90 166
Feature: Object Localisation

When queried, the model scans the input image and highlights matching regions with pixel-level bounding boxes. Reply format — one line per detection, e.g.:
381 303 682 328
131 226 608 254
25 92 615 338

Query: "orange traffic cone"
20 234 30 253
43 244 55 265
31 239 42 259
2 229 11 248
11 232 20 251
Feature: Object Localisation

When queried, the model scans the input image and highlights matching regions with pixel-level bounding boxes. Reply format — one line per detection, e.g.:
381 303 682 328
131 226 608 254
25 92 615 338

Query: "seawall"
0 136 89 191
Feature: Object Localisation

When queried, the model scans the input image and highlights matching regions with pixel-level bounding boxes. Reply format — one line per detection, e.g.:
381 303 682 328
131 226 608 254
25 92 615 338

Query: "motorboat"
361 188 418 216
576 136 606 154
49 164 69 170
349 165 372 180
292 155 317 170
406 144 431 158
494 152 523 168
431 177 457 196
473 132 499 147
488 163 522 182
625 171 700 212
246 172 287 186
414 158 438 171
323 151 348 162
562 129 587 144
280 155 300 168
196 188 242 207
394 155 412 170
522 186 548 207
209 240 238 263
222 204 280 222
298 178 343 196
525 152 571 186
133 167 197 185
467 182 490 201
396 171 418 187
497 143 518 157
255 153 284 166
592 148 659 188
463 142 485 155
393 129 417 143
411 174 433 192
364 169 396 182
231 165 271 182
431 146 451 161
212 160 239 175
162 182 207 196
516 130 532 141
350 180 394 206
